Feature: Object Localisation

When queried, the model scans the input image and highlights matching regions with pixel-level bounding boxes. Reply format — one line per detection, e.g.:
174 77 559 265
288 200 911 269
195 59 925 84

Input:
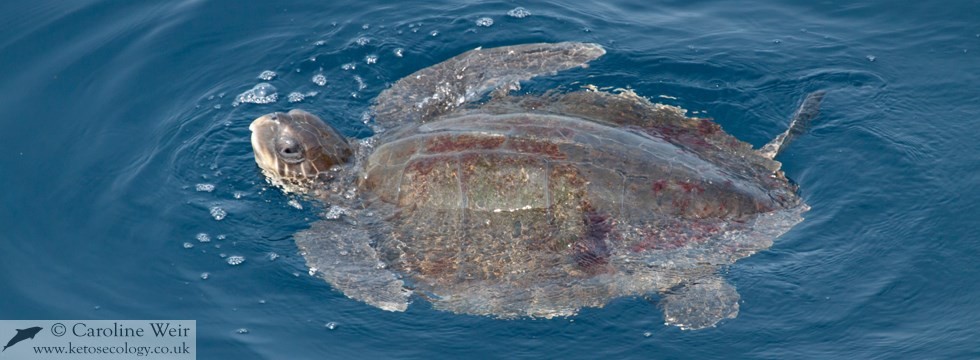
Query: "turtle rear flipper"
373 42 605 127
758 91 826 159
295 218 411 311
659 277 740 330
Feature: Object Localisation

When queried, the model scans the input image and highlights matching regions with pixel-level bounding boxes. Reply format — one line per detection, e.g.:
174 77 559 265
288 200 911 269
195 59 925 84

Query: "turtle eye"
277 137 304 162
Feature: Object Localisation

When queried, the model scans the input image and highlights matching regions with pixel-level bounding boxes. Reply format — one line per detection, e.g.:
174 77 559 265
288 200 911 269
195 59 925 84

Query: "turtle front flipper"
295 217 411 311
373 42 605 127
659 277 740 330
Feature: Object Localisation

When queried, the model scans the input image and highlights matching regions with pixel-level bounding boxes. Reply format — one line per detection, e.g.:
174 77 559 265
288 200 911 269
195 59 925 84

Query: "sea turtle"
249 42 823 330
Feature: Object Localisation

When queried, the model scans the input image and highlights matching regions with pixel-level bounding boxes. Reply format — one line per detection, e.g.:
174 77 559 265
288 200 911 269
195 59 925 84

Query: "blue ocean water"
1 0 978 358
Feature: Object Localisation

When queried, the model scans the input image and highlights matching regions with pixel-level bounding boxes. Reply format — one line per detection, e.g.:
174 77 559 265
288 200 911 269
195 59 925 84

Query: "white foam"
507 7 531 18
233 83 278 106
287 92 305 103
257 70 277 80
210 206 227 221
312 74 327 86
476 17 494 27
354 76 366 90
226 256 245 266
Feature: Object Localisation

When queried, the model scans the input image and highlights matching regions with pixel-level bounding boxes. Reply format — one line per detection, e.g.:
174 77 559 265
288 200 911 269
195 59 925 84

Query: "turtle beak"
249 113 280 175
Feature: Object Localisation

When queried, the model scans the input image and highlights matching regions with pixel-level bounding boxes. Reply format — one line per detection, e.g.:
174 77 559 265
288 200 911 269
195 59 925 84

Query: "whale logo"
3 326 42 352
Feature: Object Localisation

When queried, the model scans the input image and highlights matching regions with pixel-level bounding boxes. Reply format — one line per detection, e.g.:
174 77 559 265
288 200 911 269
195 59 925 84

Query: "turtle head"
249 109 352 193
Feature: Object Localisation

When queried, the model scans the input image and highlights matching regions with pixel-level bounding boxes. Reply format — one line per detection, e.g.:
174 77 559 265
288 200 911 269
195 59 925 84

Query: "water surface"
1 0 978 358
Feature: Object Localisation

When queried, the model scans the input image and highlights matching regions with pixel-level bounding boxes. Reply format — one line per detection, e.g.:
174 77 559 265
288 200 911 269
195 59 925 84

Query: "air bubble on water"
288 92 306 103
394 48 404 57
200 272 210 280
259 299 267 304
325 322 337 330
643 331 652 338
217 234 226 240
183 242 194 249
430 30 439 36
362 24 370 30
195 183 215 192
475 17 494 27
365 55 378 64
233 191 245 199
772 39 781 44
257 70 277 81
313 40 326 46
341 62 356 71
236 328 249 334
312 73 327 86
233 83 278 106
196 233 212 243
227 256 246 266
210 206 227 221
507 7 531 18
866 55 876 62
267 252 280 261
355 37 370 46
308 267 318 276
287 199 303 209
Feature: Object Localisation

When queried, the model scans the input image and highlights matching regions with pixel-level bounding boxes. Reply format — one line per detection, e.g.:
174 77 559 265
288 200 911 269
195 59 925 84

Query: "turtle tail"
758 91 826 159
